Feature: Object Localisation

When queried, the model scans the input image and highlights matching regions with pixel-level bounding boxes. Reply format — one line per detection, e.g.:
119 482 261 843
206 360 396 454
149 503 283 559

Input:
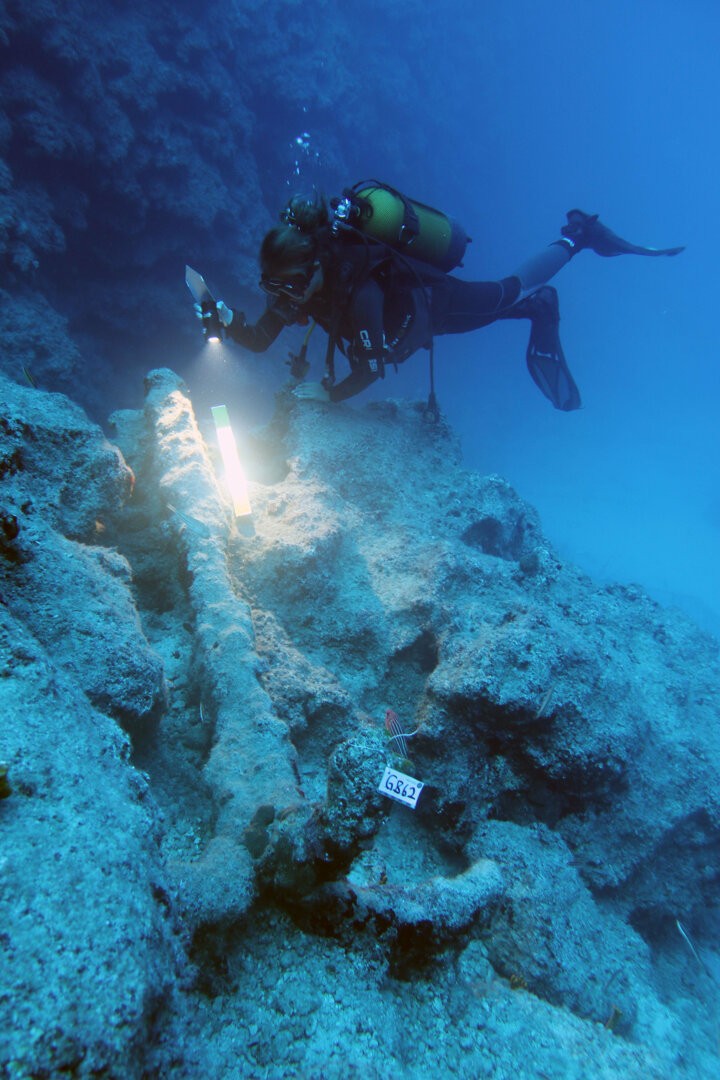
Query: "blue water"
275 0 720 635
71 0 719 634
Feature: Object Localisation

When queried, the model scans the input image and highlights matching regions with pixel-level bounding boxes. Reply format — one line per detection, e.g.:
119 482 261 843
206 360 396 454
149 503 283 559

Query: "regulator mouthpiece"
331 195 357 234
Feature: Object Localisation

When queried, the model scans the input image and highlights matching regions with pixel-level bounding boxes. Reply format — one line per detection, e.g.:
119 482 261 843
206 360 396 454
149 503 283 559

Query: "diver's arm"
294 365 380 403
324 277 387 401
327 366 380 402
225 300 294 353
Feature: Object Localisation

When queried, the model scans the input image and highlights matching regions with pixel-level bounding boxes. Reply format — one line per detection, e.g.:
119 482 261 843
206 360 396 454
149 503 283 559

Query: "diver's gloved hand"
292 381 330 402
193 301 235 326
216 301 234 327
560 210 685 258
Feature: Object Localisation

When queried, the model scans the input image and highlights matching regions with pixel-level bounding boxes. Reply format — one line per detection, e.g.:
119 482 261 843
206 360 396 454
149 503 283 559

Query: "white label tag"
378 766 424 810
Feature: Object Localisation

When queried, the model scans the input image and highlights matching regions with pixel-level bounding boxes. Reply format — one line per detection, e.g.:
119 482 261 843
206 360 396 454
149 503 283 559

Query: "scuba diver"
194 183 683 412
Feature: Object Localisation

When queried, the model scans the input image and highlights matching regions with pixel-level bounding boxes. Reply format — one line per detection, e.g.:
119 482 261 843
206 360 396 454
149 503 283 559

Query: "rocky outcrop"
0 374 165 728
0 376 180 1076
2 369 719 1077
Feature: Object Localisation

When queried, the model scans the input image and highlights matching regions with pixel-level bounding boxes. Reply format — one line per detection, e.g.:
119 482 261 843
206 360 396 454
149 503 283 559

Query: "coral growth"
5 371 716 1075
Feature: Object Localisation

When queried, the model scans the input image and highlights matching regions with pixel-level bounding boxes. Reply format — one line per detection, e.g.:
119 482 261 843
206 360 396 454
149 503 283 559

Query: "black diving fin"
507 287 582 412
562 210 685 258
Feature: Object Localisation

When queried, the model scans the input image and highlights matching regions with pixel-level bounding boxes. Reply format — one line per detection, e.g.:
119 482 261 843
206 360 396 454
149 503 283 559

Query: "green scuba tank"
332 180 470 272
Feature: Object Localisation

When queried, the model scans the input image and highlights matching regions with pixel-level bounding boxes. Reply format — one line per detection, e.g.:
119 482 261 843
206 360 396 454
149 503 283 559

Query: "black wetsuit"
227 232 578 408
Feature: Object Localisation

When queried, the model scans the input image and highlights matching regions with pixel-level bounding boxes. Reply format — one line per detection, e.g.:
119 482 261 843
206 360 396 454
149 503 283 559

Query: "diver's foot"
561 209 684 258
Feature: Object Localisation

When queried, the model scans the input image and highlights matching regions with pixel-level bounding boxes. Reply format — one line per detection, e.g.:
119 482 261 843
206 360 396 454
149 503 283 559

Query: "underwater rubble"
1 368 719 1078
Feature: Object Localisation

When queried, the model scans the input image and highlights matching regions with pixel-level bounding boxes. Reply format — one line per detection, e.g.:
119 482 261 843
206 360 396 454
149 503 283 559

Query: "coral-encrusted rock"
0 375 166 728
457 473 543 561
129 369 303 924
310 855 504 975
252 726 392 895
8 531 166 727
469 820 681 1045
0 374 132 539
0 289 83 387
225 392 720 1050
8 368 713 1077
0 606 182 1078
243 394 720 937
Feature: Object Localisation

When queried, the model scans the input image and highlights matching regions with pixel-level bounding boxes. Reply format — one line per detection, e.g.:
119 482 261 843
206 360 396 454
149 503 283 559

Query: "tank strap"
395 191 420 246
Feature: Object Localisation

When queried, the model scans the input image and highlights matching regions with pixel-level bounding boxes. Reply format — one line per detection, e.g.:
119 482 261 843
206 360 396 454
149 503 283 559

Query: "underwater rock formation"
0 378 180 1075
1 369 719 1077
0 374 165 727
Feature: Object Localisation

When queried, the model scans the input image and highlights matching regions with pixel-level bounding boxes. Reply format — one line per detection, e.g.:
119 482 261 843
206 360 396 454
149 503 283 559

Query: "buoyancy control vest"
331 180 470 273
280 180 464 417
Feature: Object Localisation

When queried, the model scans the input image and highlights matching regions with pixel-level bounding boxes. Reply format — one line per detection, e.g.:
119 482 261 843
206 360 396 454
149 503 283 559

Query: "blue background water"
316 0 719 635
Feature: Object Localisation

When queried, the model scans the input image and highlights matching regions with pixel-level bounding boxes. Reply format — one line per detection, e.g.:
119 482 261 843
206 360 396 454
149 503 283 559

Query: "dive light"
201 300 223 343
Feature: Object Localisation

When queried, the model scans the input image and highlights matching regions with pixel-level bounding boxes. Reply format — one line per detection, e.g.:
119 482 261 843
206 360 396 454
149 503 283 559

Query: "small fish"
535 686 554 719
384 708 419 759
22 366 36 388
676 919 717 983
166 503 211 539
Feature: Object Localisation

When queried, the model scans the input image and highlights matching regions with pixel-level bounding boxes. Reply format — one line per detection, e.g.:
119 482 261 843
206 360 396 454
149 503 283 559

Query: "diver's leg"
428 276 581 410
430 209 682 409
430 277 521 335
513 244 571 295
512 209 684 297
561 209 684 258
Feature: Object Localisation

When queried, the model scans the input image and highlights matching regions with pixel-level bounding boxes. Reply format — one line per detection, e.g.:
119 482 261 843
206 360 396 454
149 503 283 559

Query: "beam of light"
211 404 252 518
